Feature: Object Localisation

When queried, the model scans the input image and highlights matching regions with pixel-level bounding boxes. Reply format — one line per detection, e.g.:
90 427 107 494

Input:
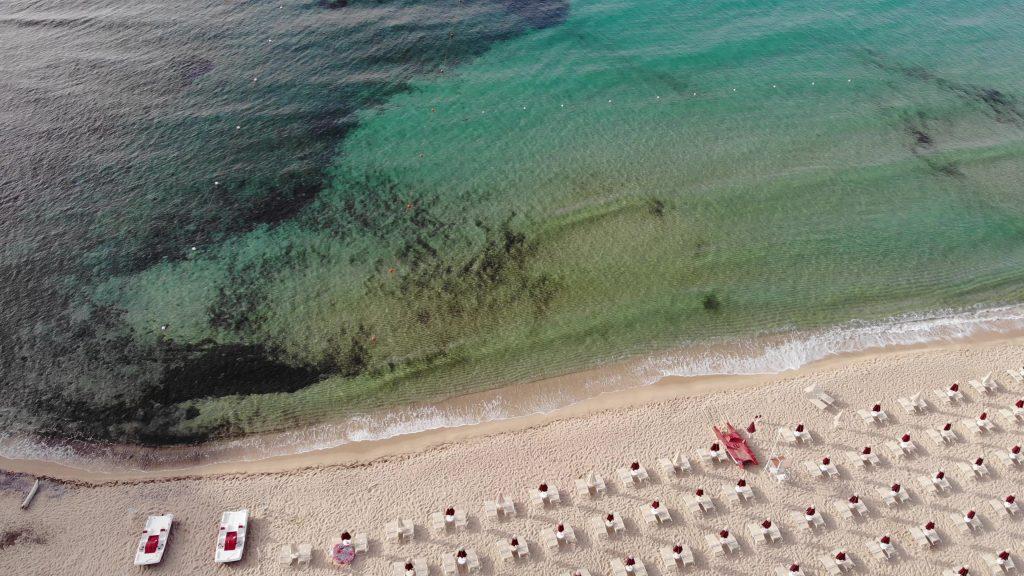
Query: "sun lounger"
431 508 469 533
530 484 560 508
683 492 715 515
809 459 839 479
617 464 650 487
877 486 909 507
697 447 728 465
999 448 1023 467
642 503 672 525
660 545 694 570
949 511 981 533
768 457 790 482
927 426 958 446
846 450 880 469
392 558 429 576
214 509 248 564
985 552 1017 573
834 499 867 520
971 372 997 393
591 513 625 538
792 509 825 532
540 524 576 550
818 550 854 575
857 408 889 426
442 549 480 575
560 570 592 576
278 544 297 566
746 522 782 546
917 474 951 496
386 518 415 542
495 538 529 562
885 438 917 459
575 472 606 498
1000 405 1024 425
482 495 515 520
1007 368 1024 384
805 384 836 410
909 526 941 548
959 460 990 480
296 543 312 566
610 558 648 576
723 482 754 505
934 386 964 405
990 498 1019 517
134 514 173 566
776 565 806 576
898 394 927 414
704 532 739 556
865 538 896 561
658 452 692 478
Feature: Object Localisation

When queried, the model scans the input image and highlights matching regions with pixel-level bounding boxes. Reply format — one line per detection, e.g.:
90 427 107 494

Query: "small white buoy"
161 325 168 331
607 99 612 103
191 246 197 251
772 84 777 88
811 81 815 86
847 79 852 82
732 88 736 92
655 95 660 99
214 181 220 186
560 103 565 107
522 106 527 110
692 92 696 96
236 125 241 130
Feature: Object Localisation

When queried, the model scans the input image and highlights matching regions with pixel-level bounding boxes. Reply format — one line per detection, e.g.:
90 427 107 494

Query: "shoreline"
6 326 1024 485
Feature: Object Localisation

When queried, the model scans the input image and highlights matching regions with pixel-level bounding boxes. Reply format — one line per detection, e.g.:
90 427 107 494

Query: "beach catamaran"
714 423 759 468
134 514 173 566
215 509 249 563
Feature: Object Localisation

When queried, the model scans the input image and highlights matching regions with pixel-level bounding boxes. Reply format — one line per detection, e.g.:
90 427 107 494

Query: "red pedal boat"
714 423 758 468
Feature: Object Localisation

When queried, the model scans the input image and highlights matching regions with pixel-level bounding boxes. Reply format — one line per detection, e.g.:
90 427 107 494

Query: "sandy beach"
4 336 1024 575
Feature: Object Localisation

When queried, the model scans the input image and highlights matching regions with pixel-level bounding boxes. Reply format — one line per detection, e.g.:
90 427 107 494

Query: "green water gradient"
95 0 1024 438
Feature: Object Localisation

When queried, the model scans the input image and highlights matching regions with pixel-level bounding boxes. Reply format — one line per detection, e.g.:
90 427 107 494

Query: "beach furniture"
779 423 811 444
697 443 728 465
278 544 297 566
865 536 897 561
818 550 854 575
898 393 927 414
495 536 529 562
660 545 694 571
970 372 997 394
591 512 625 538
1000 400 1024 425
776 564 806 576
617 462 650 487
642 501 672 525
386 518 415 543
530 483 560 508
296 543 312 566
610 557 647 576
540 523 576 550
834 496 867 520
805 384 835 410
805 457 839 479
575 471 607 498
959 457 990 480
928 423 958 446
431 507 469 533
704 530 739 557
949 510 981 533
133 514 173 566
934 384 964 405
857 404 889 426
999 445 1023 467
330 533 364 567
985 551 1016 573
942 567 971 576
917 471 951 496
214 509 248 563
560 570 592 576
683 489 715 516
392 558 429 576
1008 368 1024 384
877 484 909 507
990 496 1019 517
723 479 754 505
964 412 995 436
767 456 789 482
885 434 917 459
658 452 692 478
909 522 941 548
747 519 782 546
792 507 825 532
846 447 880 470
442 549 480 575
482 494 515 520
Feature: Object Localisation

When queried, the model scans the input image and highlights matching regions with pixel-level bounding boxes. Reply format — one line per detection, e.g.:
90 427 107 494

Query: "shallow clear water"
3 0 1024 448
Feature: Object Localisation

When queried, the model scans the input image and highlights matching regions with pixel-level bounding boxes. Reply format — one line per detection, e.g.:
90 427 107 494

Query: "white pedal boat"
134 514 173 565
215 509 249 563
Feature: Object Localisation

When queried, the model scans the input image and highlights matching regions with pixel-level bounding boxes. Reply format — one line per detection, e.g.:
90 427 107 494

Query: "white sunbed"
877 486 909 507
683 492 715 515
704 532 739 557
610 558 648 576
698 447 728 465
660 545 695 570
747 522 782 546
134 514 173 566
278 544 297 566
724 482 754 505
560 570 592 576
540 524 576 550
482 495 515 520
898 394 928 414
834 499 867 520
885 439 917 459
617 465 650 487
818 550 855 575
998 449 1023 467
791 509 825 532
642 503 672 525
530 484 561 508
591 513 625 538
847 450 880 469
990 498 1020 517
767 457 790 482
959 460 990 480
1000 405 1024 425
392 558 429 576
934 386 964 404
386 518 415 542
214 509 248 563
431 508 469 533
857 408 889 426
495 538 529 562
909 526 941 548
970 372 997 394
948 511 981 533
442 549 480 576
917 474 951 496
865 539 896 561
575 472 606 498
776 565 806 576
658 452 692 478
1007 368 1024 384
805 384 836 410
986 553 1017 573
296 543 312 566
927 426 958 446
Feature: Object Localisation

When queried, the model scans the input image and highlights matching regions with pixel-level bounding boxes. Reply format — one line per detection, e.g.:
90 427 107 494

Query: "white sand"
3 338 1024 575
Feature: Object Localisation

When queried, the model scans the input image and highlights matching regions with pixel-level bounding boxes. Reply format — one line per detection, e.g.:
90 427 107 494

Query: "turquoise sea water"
3 0 1024 447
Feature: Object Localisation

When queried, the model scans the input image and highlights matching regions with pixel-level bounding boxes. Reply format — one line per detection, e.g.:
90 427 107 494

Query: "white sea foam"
3 304 1023 472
